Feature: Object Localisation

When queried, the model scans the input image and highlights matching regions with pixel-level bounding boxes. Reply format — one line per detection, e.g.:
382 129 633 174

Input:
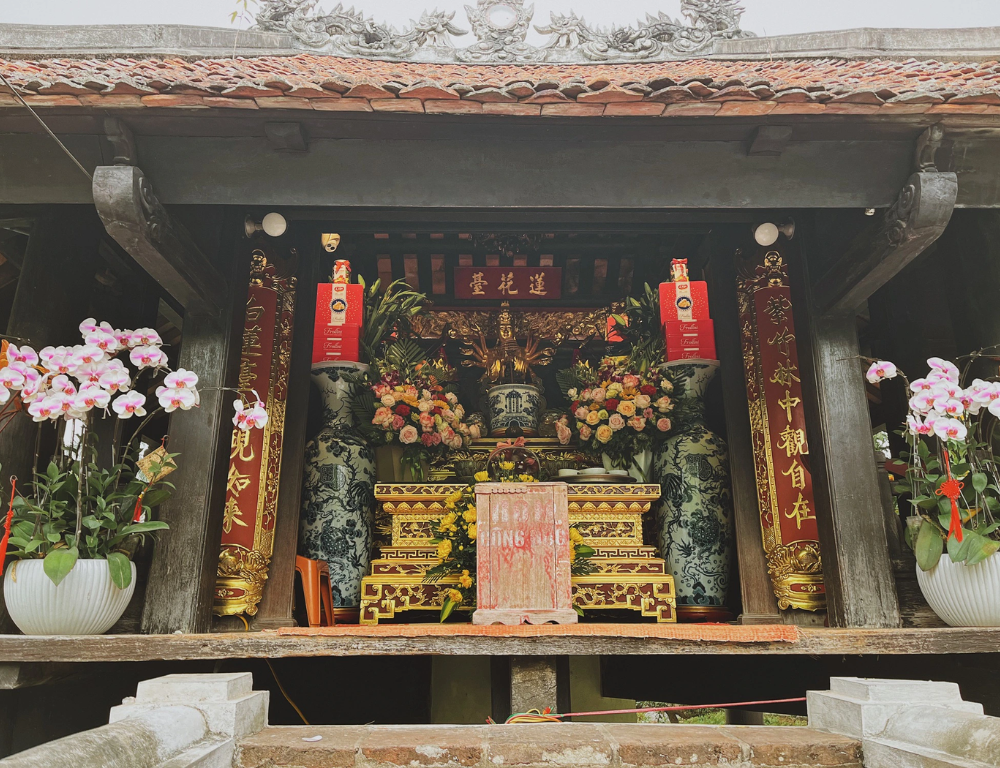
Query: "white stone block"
830 678 966 705
134 672 253 704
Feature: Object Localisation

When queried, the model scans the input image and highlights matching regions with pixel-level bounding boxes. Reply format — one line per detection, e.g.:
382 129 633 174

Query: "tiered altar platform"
359 483 676 624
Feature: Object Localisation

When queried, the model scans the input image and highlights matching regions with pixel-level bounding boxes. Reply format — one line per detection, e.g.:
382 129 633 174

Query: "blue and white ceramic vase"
487 383 541 436
652 360 733 620
299 361 376 614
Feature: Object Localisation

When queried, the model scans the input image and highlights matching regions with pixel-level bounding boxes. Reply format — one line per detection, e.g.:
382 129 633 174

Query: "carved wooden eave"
92 165 227 318
810 128 958 317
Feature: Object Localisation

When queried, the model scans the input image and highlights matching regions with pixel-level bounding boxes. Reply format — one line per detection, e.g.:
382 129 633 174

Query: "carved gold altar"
359 483 676 624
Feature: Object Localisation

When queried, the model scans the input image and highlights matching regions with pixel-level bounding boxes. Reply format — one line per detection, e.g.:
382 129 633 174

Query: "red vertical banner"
214 250 296 617
738 250 825 611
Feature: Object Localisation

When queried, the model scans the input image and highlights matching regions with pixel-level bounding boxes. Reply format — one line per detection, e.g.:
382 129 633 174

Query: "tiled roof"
2 54 1000 117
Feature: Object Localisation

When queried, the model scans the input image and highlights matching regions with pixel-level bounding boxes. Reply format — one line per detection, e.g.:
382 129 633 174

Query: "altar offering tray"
563 473 635 484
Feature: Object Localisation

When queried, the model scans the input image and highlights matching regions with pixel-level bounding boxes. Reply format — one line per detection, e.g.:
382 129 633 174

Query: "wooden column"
140 229 246 635
791 227 900 629
704 229 781 624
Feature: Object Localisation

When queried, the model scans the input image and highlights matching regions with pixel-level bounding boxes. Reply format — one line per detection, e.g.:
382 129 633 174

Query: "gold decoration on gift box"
359 483 675 624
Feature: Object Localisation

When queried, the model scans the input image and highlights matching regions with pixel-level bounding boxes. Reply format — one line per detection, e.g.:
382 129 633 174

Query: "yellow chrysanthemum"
447 589 463 605
500 461 515 471
437 540 452 559
463 507 477 523
474 470 489 482
518 474 536 483
459 570 474 589
441 512 457 527
570 528 584 544
445 490 463 506
467 523 477 540
570 548 577 562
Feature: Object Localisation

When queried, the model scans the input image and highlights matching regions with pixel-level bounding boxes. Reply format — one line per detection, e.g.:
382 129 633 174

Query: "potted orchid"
0 318 266 635
559 357 674 481
867 355 1000 626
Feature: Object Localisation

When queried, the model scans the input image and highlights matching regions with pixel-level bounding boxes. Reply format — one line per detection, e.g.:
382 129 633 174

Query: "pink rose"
579 424 593 441
373 406 392 425
574 407 588 420
656 418 671 432
555 422 572 445
419 412 435 430
623 374 640 388
399 425 419 444
591 387 606 402
469 424 482 439
391 414 405 430
608 413 625 431
644 408 654 420
421 432 442 447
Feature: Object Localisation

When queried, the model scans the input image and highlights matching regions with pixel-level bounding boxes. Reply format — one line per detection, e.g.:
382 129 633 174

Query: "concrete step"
235 723 862 768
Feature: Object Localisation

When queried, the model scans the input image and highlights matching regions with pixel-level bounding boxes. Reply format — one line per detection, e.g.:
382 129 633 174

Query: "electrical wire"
0 70 93 182
236 614 311 725
496 697 807 724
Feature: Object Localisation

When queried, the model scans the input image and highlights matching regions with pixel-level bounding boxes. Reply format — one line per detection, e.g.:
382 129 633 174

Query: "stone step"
235 723 862 768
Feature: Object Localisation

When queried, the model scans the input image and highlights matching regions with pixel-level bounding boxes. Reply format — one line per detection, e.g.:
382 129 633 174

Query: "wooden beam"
1 627 1000 661
811 171 957 315
791 231 901 629
140 233 247 634
92 164 226 317
747 126 793 157
704 229 781 624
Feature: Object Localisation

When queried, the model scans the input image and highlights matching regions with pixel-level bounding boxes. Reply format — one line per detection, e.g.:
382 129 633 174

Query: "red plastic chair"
295 555 335 627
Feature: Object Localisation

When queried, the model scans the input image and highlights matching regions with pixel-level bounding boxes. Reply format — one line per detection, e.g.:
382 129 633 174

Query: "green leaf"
916 497 939 510
439 598 456 623
938 497 953 516
107 552 132 590
43 546 78 587
141 489 172 509
917 441 930 460
973 473 989 494
947 529 973 562
952 463 972 477
120 521 169 536
966 538 999 567
573 605 585 617
915 521 944 571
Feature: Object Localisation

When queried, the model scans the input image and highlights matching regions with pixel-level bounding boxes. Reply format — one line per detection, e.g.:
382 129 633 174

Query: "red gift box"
664 319 714 339
666 341 717 361
659 281 710 324
312 324 360 364
316 283 363 328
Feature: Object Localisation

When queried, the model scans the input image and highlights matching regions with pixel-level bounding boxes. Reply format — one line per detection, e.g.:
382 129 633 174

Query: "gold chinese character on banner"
767 326 796 357
777 425 808 458
230 427 255 463
470 272 488 296
222 498 248 534
765 295 791 325
784 492 816 529
529 272 547 296
782 459 807 490
498 272 518 295
777 389 802 421
245 299 266 323
770 361 801 387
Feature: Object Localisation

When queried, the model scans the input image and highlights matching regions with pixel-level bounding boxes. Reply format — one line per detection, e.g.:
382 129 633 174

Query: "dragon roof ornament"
252 0 754 63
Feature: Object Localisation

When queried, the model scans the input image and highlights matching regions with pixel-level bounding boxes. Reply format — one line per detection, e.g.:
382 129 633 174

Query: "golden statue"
461 302 554 387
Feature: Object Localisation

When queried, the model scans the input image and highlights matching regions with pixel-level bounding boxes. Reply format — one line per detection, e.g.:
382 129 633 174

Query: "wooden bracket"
104 117 137 166
92 165 226 317
810 170 957 316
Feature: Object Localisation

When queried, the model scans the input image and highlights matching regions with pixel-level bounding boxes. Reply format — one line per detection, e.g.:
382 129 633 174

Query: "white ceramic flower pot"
915 553 1000 627
3 558 136 635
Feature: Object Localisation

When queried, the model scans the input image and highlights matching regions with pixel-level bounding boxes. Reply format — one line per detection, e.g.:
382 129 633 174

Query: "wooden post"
704 229 781 624
140 230 246 635
790 225 900 628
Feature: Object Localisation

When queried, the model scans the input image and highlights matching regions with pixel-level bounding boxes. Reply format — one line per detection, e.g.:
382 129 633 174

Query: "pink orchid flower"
156 386 197 412
927 357 960 383
866 361 898 384
906 414 934 436
128 328 162 348
112 391 147 419
909 392 938 414
7 344 38 367
0 384 10 405
50 375 77 397
99 367 131 393
85 331 119 353
0 367 25 390
73 389 110 411
78 318 100 336
71 345 106 368
932 417 967 442
164 368 199 389
28 397 59 422
935 398 965 417
130 345 167 370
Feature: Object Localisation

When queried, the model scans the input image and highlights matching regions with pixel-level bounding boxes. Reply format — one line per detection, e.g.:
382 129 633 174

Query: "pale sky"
2 0 1000 40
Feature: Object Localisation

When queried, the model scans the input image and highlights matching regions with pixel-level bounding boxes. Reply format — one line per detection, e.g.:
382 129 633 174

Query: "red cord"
937 450 964 543
0 477 17 565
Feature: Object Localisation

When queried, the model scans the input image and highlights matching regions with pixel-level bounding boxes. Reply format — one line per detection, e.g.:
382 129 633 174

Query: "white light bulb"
262 212 287 237
754 222 779 247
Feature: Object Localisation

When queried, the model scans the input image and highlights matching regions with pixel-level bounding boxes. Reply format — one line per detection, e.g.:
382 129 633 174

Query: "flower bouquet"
350 340 477 481
867 356 1000 570
560 358 674 479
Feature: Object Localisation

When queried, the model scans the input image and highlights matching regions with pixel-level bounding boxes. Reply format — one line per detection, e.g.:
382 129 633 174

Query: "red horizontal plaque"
454 267 562 300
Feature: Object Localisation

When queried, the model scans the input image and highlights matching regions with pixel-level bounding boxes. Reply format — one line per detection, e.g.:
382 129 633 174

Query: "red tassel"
937 451 964 544
0 478 16 565
132 491 145 523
